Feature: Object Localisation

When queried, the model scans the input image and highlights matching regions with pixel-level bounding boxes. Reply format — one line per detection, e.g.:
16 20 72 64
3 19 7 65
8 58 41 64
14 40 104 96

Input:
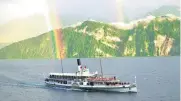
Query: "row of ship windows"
46 79 72 84
45 79 129 86
49 75 88 79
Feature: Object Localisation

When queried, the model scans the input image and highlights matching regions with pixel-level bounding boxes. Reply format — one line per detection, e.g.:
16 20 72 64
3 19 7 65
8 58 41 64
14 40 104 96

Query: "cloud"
0 0 13 3
0 0 178 25
0 0 49 24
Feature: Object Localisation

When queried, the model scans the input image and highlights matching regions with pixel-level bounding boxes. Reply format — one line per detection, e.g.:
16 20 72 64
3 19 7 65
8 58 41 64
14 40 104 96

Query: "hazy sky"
0 0 179 43
0 0 179 24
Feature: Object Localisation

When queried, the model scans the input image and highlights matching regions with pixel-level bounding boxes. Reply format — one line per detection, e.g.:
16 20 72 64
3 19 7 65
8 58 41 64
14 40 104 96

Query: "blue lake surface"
0 57 180 101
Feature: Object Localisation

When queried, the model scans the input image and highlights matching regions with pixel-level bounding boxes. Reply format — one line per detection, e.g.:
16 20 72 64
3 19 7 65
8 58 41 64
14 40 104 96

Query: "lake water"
0 57 180 101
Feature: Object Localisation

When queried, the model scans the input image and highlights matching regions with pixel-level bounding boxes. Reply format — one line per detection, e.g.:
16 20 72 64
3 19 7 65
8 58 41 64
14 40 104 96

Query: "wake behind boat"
45 59 137 93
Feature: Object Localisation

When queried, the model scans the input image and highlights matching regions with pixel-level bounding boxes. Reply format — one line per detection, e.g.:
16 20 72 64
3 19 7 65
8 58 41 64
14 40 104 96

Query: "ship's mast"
98 41 103 77
99 58 103 77
61 59 64 73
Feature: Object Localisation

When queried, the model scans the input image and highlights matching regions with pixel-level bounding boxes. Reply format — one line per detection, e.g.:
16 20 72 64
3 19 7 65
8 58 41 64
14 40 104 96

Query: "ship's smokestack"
77 59 81 66
77 59 82 72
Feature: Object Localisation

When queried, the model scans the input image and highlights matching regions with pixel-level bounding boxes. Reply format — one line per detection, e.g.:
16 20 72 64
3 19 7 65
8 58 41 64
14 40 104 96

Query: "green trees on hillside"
124 17 180 56
63 28 98 58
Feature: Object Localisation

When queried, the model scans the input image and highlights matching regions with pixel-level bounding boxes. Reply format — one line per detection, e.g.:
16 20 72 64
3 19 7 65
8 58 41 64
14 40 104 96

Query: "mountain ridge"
146 5 180 17
129 5 180 21
0 15 180 59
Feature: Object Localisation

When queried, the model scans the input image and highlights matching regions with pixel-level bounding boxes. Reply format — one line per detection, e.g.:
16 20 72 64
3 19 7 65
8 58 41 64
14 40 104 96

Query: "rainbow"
44 2 65 59
115 0 124 22
49 14 65 59
50 29 65 59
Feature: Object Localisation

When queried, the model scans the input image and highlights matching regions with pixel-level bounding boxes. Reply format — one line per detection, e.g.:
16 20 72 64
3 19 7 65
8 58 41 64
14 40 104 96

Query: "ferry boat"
45 59 137 93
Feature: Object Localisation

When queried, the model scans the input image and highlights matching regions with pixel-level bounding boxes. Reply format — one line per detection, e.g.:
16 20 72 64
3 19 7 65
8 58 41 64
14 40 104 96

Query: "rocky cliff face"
122 15 180 56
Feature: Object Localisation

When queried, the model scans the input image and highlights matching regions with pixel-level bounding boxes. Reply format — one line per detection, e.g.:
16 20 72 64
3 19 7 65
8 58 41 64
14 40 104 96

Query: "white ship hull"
45 81 137 93
78 85 137 93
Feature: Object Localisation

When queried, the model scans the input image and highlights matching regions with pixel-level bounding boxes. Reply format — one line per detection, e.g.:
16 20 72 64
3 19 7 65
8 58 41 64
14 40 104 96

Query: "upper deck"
49 72 97 77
